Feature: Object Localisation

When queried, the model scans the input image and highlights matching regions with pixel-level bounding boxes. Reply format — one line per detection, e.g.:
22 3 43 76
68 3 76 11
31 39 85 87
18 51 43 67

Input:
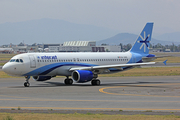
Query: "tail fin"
130 23 154 54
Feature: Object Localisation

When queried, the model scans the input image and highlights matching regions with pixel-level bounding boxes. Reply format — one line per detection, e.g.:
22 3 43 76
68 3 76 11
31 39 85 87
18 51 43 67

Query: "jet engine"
32 76 51 81
72 70 93 83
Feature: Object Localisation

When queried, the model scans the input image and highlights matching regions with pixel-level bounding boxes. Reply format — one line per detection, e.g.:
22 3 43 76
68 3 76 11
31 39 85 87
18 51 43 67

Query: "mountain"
155 32 180 42
97 33 137 45
97 33 180 45
0 18 118 45
1 18 180 46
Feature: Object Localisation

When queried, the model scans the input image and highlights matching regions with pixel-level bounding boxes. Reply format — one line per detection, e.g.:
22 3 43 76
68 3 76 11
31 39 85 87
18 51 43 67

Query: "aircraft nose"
2 63 11 74
2 64 7 72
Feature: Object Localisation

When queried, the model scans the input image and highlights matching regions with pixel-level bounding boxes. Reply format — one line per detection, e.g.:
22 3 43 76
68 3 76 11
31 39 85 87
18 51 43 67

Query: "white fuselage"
2 52 135 77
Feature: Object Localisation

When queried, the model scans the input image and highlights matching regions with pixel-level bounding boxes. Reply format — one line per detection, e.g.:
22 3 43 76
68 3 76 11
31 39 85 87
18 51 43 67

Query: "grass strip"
99 67 180 77
154 57 180 63
0 71 22 78
0 113 180 120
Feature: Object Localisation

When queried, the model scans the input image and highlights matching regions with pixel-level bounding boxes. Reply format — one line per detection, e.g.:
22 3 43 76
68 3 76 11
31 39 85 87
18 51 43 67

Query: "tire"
24 82 30 87
68 79 73 85
64 79 68 85
91 80 100 86
64 79 73 85
96 79 100 86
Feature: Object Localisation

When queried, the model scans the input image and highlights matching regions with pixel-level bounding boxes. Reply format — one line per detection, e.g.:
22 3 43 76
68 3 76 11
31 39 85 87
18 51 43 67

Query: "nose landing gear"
24 76 30 87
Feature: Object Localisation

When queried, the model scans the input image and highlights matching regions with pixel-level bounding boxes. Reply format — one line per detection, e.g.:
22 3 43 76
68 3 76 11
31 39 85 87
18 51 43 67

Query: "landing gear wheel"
24 82 30 87
64 78 73 85
24 76 30 87
91 80 96 85
91 79 100 86
96 79 100 85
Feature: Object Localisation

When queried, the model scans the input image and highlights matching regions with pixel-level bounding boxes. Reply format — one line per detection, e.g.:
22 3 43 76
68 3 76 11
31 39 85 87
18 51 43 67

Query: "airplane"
2 22 166 87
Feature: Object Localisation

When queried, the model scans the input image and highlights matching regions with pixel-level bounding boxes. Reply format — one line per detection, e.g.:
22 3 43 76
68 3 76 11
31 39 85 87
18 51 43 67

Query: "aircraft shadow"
9 81 169 88
46 81 168 88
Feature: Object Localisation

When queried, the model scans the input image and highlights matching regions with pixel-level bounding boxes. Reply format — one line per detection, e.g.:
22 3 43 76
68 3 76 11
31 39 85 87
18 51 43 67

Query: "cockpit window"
10 59 15 62
20 59 23 63
9 59 23 63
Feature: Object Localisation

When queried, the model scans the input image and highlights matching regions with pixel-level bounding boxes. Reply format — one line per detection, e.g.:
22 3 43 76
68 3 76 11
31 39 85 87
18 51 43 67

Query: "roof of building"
63 41 95 46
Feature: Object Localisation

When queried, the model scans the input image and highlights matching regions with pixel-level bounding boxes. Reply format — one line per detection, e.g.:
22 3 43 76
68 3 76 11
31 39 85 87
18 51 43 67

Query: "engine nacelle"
72 70 93 83
32 76 51 81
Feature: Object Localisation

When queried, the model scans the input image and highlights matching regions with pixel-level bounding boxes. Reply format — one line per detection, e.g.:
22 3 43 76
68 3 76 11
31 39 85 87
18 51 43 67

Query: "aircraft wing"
69 62 156 71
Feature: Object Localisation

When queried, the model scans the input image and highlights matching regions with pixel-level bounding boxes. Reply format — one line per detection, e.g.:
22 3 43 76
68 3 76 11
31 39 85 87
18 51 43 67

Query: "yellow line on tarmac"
99 83 180 97
0 107 180 111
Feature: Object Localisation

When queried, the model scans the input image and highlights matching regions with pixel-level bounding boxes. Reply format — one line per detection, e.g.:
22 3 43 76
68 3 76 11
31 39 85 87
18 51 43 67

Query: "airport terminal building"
44 41 121 52
60 41 96 52
1 41 121 53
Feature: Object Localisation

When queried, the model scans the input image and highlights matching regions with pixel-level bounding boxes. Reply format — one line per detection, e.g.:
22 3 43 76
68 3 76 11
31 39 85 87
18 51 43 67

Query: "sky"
0 0 180 36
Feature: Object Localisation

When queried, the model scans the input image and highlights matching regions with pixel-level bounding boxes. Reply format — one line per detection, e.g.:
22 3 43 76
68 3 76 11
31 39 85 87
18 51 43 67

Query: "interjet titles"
38 55 57 60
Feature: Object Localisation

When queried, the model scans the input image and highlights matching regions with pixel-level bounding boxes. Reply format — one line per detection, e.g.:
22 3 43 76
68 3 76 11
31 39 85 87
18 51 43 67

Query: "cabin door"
29 55 36 68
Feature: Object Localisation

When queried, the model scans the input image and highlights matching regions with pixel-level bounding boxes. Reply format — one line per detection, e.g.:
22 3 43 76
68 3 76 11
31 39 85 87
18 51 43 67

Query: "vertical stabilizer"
130 23 153 54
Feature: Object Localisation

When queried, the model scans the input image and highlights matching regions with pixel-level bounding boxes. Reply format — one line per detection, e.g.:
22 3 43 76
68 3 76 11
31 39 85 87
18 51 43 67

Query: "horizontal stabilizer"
163 60 167 65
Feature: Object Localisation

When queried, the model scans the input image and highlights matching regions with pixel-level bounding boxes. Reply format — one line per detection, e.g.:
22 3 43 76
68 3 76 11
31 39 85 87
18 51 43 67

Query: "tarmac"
0 76 180 113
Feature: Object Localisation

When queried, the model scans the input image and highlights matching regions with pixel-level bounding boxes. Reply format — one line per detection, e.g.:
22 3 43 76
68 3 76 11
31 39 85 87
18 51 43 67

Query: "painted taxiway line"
99 83 180 97
0 107 180 111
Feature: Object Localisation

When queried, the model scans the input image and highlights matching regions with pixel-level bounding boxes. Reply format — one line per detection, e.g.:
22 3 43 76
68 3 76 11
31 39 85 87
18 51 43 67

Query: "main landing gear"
91 74 100 86
24 76 30 87
64 76 73 85
64 75 100 86
91 79 101 86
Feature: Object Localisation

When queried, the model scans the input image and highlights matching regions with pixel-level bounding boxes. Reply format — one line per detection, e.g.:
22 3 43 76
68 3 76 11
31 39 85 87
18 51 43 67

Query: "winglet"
163 60 167 65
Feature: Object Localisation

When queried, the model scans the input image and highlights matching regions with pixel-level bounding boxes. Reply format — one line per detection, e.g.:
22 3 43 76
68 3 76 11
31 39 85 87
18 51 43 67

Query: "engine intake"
32 76 51 81
72 70 93 83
